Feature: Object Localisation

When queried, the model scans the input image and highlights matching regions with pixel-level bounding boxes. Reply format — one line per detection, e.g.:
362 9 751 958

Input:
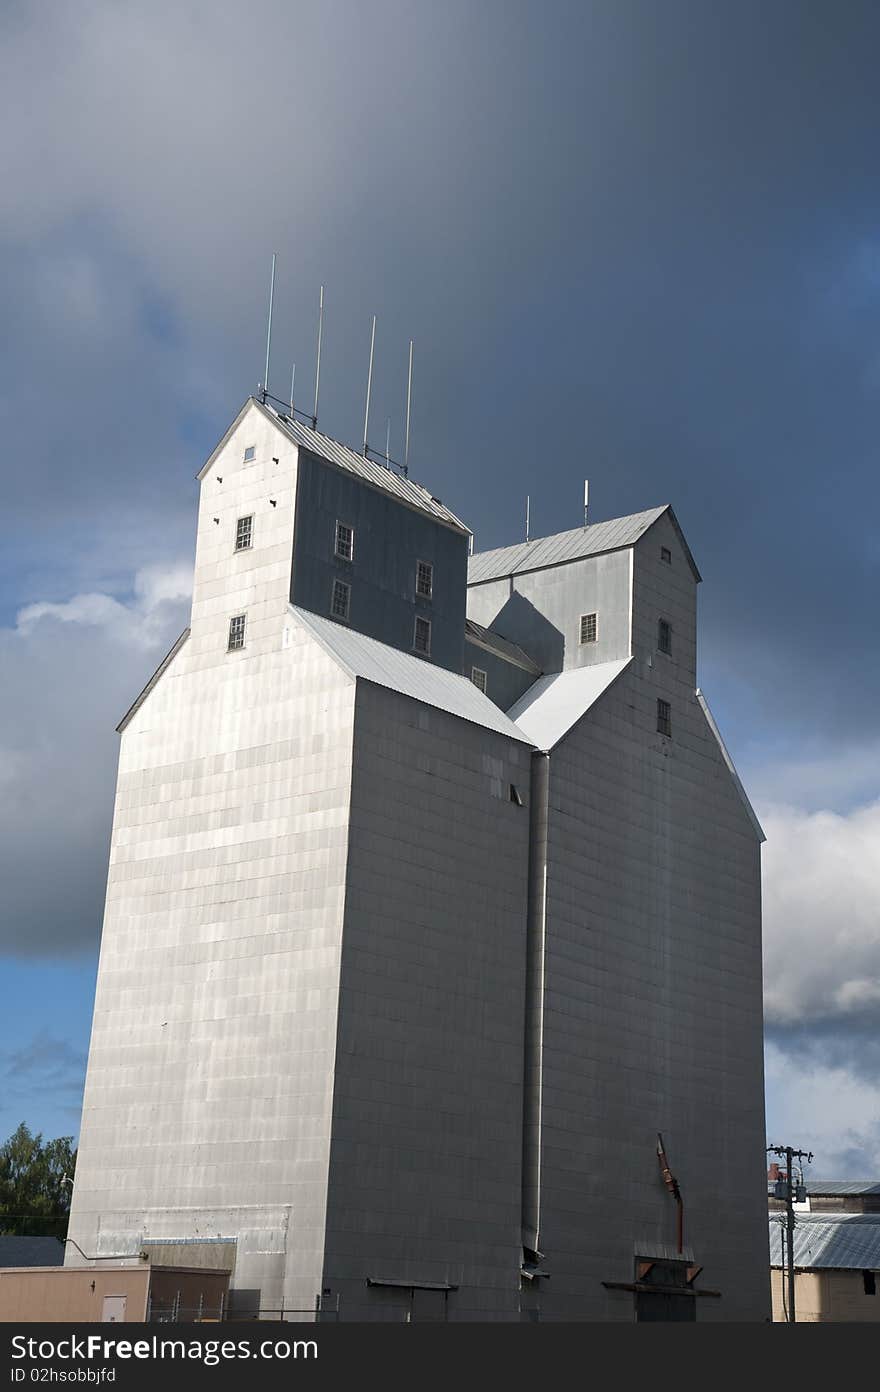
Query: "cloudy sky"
2 0 878 1178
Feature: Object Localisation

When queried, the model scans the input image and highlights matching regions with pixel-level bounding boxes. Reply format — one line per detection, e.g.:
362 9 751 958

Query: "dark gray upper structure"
66 397 769 1321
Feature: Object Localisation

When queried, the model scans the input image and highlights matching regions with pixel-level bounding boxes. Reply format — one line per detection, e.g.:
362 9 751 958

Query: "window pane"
657 698 671 737
414 617 431 654
416 561 433 598
228 615 246 650
335 522 354 561
580 613 597 644
331 580 350 620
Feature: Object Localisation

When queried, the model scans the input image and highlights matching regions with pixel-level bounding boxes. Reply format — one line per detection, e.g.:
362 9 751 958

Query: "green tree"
0 1123 77 1238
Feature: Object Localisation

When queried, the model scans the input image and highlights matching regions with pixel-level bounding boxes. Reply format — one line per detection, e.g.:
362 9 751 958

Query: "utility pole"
767 1143 812 1322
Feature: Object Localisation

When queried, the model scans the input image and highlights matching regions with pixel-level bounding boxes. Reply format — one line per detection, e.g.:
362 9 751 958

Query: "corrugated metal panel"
769 1214 880 1269
464 619 541 674
262 404 470 535
807 1181 880 1196
467 508 669 585
507 658 632 751
291 607 534 743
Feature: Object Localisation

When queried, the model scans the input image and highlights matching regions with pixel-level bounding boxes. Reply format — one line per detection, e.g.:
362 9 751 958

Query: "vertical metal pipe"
289 362 296 416
263 253 276 400
583 478 589 529
362 314 376 456
404 339 413 471
526 495 530 542
313 285 324 427
522 751 550 1257
385 417 391 465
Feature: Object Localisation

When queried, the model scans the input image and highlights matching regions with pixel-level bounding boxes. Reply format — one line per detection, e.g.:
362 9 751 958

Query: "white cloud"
15 563 191 650
0 565 191 954
762 797 880 1027
765 1042 880 1176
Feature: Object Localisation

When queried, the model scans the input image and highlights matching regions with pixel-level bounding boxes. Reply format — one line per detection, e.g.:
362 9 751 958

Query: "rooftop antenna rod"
385 417 391 466
289 362 296 416
583 479 590 529
262 252 277 403
362 314 376 456
525 495 530 542
312 285 324 428
404 339 414 472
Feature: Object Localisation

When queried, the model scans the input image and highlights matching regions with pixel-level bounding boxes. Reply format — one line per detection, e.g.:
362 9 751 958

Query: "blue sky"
2 0 879 1175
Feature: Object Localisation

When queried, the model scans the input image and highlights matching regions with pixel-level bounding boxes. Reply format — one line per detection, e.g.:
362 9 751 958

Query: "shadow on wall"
491 592 565 675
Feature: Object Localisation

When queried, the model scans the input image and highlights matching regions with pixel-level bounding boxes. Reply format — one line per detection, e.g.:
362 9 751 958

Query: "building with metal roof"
769 1214 880 1321
67 394 768 1323
467 506 700 586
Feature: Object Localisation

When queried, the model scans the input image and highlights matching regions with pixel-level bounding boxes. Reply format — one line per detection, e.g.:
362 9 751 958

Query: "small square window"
335 521 354 561
661 546 672 564
413 616 432 655
657 698 672 738
416 560 434 599
243 445 256 463
471 667 487 693
235 515 253 551
658 618 672 655
331 579 351 621
580 612 598 644
228 614 246 651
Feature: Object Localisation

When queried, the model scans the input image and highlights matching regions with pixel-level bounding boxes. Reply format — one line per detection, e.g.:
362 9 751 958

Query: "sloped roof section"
696 690 765 843
468 505 701 584
768 1213 880 1270
805 1181 880 1197
464 618 541 674
200 398 469 535
507 658 632 751
469 508 667 584
291 607 534 744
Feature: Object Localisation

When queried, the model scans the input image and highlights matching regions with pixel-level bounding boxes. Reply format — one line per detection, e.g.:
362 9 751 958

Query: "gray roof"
769 1214 880 1270
507 658 632 751
291 607 534 743
806 1181 880 1197
0 1236 63 1268
468 506 701 585
200 399 470 535
464 619 541 674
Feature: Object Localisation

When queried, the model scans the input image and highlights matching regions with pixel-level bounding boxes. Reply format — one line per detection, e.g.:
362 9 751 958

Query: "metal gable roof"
198 398 469 535
769 1213 880 1270
291 607 534 743
467 508 668 584
468 505 701 584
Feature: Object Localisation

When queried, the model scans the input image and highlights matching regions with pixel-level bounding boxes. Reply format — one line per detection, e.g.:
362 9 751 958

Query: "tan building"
0 1262 229 1323
769 1213 880 1322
